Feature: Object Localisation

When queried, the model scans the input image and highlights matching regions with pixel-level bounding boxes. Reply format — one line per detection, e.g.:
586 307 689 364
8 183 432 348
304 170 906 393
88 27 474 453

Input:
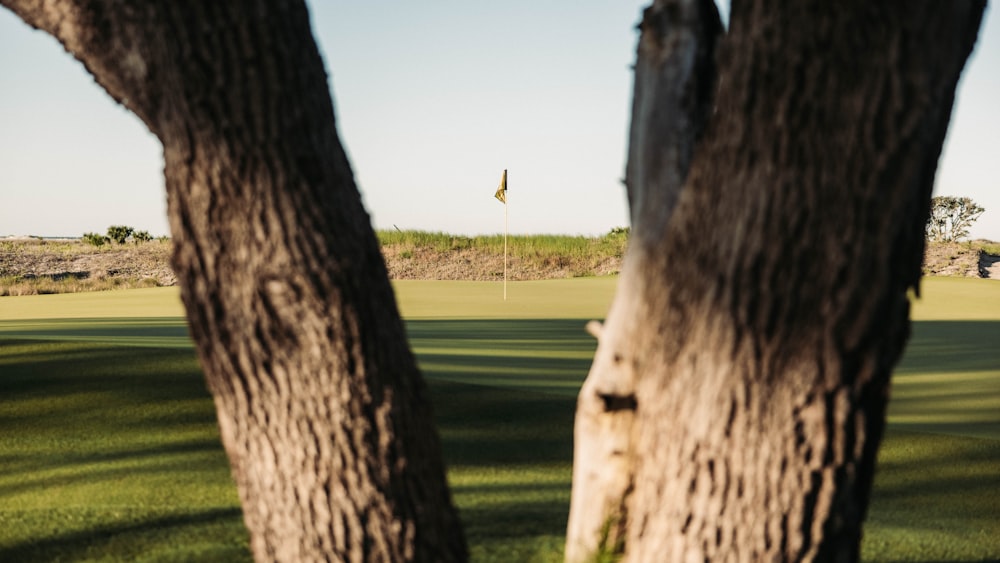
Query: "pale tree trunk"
567 0 985 561
0 1 466 561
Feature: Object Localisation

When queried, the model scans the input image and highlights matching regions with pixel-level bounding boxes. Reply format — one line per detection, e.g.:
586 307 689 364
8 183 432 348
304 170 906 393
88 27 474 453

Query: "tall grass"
377 230 628 278
0 275 163 296
973 239 1000 255
0 239 84 255
376 229 628 259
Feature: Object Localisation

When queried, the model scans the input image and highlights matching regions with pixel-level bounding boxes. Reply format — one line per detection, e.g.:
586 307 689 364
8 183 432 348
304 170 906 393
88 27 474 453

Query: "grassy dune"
0 278 997 561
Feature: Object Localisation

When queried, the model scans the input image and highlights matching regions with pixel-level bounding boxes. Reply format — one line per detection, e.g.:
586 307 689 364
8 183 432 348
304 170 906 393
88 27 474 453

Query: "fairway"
1 277 998 561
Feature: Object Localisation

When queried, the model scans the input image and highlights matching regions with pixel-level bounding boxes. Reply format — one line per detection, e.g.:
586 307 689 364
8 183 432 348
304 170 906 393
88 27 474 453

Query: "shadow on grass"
407 318 597 351
407 318 595 398
864 429 1000 561
0 340 244 561
892 320 1000 439
460 502 569 549
431 379 577 466
2 317 995 560
406 318 588 467
0 508 247 562
898 320 1000 374
0 318 193 351
0 439 227 498
0 321 587 560
405 319 592 552
0 340 210 417
871 430 999 506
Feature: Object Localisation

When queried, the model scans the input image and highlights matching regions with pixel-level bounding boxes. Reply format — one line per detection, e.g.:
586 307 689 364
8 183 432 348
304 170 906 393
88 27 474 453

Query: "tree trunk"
5 0 987 560
0 1 466 561
567 0 985 561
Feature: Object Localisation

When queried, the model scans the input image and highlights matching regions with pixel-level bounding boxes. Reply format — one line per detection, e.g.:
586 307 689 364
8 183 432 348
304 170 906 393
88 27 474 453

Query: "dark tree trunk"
567 0 985 561
0 1 466 561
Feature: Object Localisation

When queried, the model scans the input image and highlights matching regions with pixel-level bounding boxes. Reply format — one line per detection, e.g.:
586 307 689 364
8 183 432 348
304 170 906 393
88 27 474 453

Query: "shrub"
82 232 109 247
106 225 135 245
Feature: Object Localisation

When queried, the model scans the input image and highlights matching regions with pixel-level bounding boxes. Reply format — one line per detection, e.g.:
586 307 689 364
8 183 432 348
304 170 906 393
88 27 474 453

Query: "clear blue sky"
1 2 997 240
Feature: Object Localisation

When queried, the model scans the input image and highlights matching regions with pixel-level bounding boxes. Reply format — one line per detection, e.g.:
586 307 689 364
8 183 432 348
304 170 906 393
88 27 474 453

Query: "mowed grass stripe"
0 318 192 349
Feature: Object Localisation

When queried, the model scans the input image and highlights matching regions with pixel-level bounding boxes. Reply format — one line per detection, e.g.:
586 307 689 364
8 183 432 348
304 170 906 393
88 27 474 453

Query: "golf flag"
494 169 507 204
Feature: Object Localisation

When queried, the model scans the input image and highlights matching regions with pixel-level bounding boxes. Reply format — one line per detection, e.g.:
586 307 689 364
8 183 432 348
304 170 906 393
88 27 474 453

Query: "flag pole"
494 168 508 301
504 182 508 301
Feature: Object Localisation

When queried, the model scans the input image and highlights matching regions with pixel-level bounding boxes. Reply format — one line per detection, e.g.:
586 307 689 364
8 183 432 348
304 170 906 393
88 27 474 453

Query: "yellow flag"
494 169 507 204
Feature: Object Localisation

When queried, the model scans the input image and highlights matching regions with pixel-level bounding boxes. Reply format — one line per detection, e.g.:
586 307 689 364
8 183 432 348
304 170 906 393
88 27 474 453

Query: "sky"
1 2 997 240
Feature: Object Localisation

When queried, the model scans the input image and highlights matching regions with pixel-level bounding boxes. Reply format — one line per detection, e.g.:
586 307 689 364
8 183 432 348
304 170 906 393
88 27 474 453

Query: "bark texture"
566 1 722 558
1 1 466 561
567 0 985 561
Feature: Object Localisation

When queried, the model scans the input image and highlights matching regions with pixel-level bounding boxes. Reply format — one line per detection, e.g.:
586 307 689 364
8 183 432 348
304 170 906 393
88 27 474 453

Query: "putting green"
3 274 993 321
0 287 185 320
910 276 1000 321
392 278 617 319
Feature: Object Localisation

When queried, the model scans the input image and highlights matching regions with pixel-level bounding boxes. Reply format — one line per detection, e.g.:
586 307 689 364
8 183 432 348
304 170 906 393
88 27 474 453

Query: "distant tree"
926 196 985 242
106 225 134 245
133 230 153 244
82 232 109 247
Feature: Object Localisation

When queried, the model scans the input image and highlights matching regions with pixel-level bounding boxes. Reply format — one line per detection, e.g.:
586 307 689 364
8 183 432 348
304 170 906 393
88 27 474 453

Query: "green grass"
0 277 998 561
0 340 248 562
0 287 186 321
859 277 1000 561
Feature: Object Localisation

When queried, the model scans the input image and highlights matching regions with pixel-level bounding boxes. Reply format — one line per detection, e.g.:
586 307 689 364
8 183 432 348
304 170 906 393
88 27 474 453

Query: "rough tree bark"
4 0 987 561
0 1 466 561
567 0 984 561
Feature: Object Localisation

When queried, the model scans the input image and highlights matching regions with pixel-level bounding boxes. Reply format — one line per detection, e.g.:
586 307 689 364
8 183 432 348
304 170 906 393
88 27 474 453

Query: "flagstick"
494 168 508 301
504 191 508 301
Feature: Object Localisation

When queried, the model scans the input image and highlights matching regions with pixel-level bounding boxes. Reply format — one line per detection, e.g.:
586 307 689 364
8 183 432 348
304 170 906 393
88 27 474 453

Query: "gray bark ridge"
0 1 467 561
